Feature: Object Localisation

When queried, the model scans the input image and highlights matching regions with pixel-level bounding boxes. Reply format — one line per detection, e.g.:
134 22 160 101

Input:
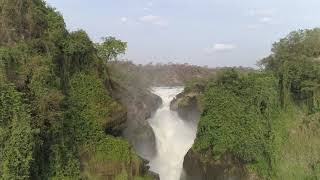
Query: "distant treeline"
111 61 254 87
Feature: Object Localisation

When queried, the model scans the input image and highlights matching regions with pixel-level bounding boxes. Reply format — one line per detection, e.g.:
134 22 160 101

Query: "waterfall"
147 87 198 180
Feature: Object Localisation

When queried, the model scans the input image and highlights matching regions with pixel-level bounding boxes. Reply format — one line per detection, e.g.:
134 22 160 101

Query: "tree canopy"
260 28 320 112
96 36 127 63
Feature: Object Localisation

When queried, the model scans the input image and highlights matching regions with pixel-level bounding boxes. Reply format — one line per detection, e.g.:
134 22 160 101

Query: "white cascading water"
148 87 198 180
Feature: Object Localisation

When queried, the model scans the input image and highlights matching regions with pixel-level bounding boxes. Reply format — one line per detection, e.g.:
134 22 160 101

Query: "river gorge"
144 87 198 180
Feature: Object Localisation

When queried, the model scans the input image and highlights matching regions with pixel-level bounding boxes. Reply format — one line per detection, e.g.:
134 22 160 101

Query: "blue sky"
45 0 320 67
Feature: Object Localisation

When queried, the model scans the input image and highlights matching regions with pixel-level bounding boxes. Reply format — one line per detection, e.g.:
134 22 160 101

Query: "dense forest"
0 0 161 179
177 29 320 179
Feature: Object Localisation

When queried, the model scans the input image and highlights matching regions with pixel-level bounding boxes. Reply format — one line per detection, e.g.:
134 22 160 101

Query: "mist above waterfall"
147 87 198 180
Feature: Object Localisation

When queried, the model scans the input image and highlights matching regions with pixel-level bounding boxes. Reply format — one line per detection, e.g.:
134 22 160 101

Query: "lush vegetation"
190 28 320 179
195 71 279 163
0 83 34 180
0 1 154 179
260 29 320 112
1 0 320 180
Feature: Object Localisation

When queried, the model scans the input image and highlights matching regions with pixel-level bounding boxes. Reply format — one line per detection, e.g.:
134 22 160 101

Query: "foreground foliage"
0 84 34 180
0 0 154 179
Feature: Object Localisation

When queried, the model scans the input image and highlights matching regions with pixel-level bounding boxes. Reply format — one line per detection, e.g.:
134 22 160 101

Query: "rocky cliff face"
182 150 259 180
105 103 127 137
110 82 162 159
85 81 162 180
170 92 201 123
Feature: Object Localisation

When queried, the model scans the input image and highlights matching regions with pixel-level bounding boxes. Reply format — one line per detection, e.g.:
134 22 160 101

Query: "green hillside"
0 1 155 179
182 29 320 179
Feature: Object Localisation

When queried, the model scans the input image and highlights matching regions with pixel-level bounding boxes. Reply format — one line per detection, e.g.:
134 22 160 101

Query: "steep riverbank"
183 150 252 180
173 67 320 180
170 86 253 180
110 83 162 159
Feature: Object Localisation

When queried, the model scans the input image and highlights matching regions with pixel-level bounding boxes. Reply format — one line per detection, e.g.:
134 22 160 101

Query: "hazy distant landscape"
1 0 320 180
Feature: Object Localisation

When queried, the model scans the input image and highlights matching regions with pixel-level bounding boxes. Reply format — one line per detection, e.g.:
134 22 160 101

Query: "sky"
45 0 320 68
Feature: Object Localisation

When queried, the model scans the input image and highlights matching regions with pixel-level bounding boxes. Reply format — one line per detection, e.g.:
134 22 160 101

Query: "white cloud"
120 17 128 23
205 43 237 53
139 15 168 26
259 17 272 24
247 8 277 29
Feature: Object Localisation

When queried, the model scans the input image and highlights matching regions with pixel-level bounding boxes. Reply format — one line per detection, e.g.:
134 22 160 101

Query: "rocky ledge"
170 91 201 123
182 149 259 180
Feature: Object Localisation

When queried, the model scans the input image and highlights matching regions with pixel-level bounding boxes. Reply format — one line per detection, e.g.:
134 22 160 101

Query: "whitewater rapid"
148 87 198 180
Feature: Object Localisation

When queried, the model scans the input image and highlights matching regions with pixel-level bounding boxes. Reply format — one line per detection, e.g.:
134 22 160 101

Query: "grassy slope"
272 109 320 179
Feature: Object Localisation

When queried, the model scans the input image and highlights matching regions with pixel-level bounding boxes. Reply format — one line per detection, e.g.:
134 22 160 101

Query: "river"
147 87 198 180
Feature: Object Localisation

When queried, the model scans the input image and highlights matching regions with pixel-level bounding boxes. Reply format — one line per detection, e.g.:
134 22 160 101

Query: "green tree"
63 30 95 70
96 36 127 63
260 28 320 111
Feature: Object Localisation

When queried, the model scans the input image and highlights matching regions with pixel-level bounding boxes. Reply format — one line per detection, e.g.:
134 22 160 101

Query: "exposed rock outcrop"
170 92 201 122
182 149 259 180
105 102 127 136
110 82 162 159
